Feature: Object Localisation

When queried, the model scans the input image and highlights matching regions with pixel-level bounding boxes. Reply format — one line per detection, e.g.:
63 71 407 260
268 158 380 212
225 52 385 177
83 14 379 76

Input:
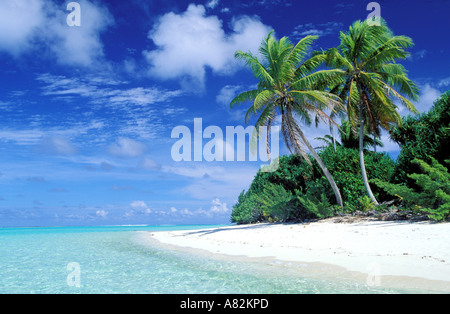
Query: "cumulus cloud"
0 0 113 67
0 0 44 56
168 198 229 218
210 198 228 213
44 0 114 67
127 200 152 217
413 84 441 114
143 4 271 88
108 137 147 157
96 209 108 218
206 0 220 9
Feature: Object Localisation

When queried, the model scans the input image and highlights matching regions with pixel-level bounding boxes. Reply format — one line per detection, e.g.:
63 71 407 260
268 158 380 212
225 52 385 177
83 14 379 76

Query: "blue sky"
0 0 449 227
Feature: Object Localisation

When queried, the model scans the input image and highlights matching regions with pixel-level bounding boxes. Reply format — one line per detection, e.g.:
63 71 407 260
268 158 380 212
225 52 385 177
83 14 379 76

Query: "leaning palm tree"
323 19 420 205
230 31 344 207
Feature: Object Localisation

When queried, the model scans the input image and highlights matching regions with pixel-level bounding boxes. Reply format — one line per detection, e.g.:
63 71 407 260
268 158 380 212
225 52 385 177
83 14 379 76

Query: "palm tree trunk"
297 128 344 208
359 109 379 205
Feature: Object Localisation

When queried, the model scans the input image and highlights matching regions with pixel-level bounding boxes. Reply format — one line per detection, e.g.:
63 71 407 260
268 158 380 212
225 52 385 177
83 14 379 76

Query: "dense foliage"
231 31 344 207
231 146 395 224
231 91 450 224
229 19 448 224
390 91 450 185
321 19 419 205
373 158 450 221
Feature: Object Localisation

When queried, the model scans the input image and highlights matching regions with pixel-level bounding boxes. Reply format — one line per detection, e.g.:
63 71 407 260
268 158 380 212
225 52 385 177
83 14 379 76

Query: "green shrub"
295 189 333 219
231 190 263 224
359 196 376 212
390 91 450 185
318 146 395 211
257 182 294 222
373 158 450 221
231 146 396 224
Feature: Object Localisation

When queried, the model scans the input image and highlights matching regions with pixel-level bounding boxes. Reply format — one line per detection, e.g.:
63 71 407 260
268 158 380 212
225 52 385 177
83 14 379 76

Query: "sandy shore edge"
140 220 450 293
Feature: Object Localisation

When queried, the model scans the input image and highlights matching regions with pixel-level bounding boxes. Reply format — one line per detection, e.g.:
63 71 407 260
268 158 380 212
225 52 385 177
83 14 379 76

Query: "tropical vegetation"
230 20 449 223
231 31 344 207
321 19 420 205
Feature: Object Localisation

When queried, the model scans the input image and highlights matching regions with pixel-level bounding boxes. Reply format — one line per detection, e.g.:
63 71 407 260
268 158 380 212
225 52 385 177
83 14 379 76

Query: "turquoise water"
0 225 421 294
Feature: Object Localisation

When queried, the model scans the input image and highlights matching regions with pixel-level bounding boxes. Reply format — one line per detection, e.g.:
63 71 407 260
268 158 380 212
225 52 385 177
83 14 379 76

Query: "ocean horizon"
0 224 428 294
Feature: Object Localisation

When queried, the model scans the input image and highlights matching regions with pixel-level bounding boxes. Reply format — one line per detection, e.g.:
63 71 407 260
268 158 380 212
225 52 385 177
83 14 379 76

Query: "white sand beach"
143 219 450 292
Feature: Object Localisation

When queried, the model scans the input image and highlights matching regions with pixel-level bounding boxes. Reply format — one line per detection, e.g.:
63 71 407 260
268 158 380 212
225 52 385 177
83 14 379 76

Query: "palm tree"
322 19 419 205
338 119 384 150
315 119 384 150
230 31 344 207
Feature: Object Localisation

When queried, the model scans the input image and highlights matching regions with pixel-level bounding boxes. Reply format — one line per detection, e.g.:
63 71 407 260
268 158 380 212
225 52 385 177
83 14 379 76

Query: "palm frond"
291 69 346 90
362 36 414 69
252 89 277 113
378 63 420 102
287 35 318 66
234 50 275 86
230 89 259 108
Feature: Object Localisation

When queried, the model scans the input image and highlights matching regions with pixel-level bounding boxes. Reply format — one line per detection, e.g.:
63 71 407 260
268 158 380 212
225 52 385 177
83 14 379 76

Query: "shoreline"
140 219 450 293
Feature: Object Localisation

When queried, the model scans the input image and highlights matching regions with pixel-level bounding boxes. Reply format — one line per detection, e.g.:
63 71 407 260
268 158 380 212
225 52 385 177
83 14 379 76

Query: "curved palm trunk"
297 128 344 208
359 109 379 205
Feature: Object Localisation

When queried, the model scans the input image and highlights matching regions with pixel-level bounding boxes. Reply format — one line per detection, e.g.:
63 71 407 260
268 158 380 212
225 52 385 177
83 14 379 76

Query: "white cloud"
46 0 114 67
291 22 343 39
108 137 147 157
168 199 229 218
169 206 195 216
414 84 441 114
0 0 113 67
0 129 44 145
36 73 183 139
438 77 450 88
129 200 152 215
130 200 147 208
96 209 108 218
216 84 254 120
210 198 228 213
216 85 242 106
0 0 44 56
206 0 220 9
144 4 271 88
0 119 105 151
37 73 182 110
108 87 173 107
411 49 428 60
